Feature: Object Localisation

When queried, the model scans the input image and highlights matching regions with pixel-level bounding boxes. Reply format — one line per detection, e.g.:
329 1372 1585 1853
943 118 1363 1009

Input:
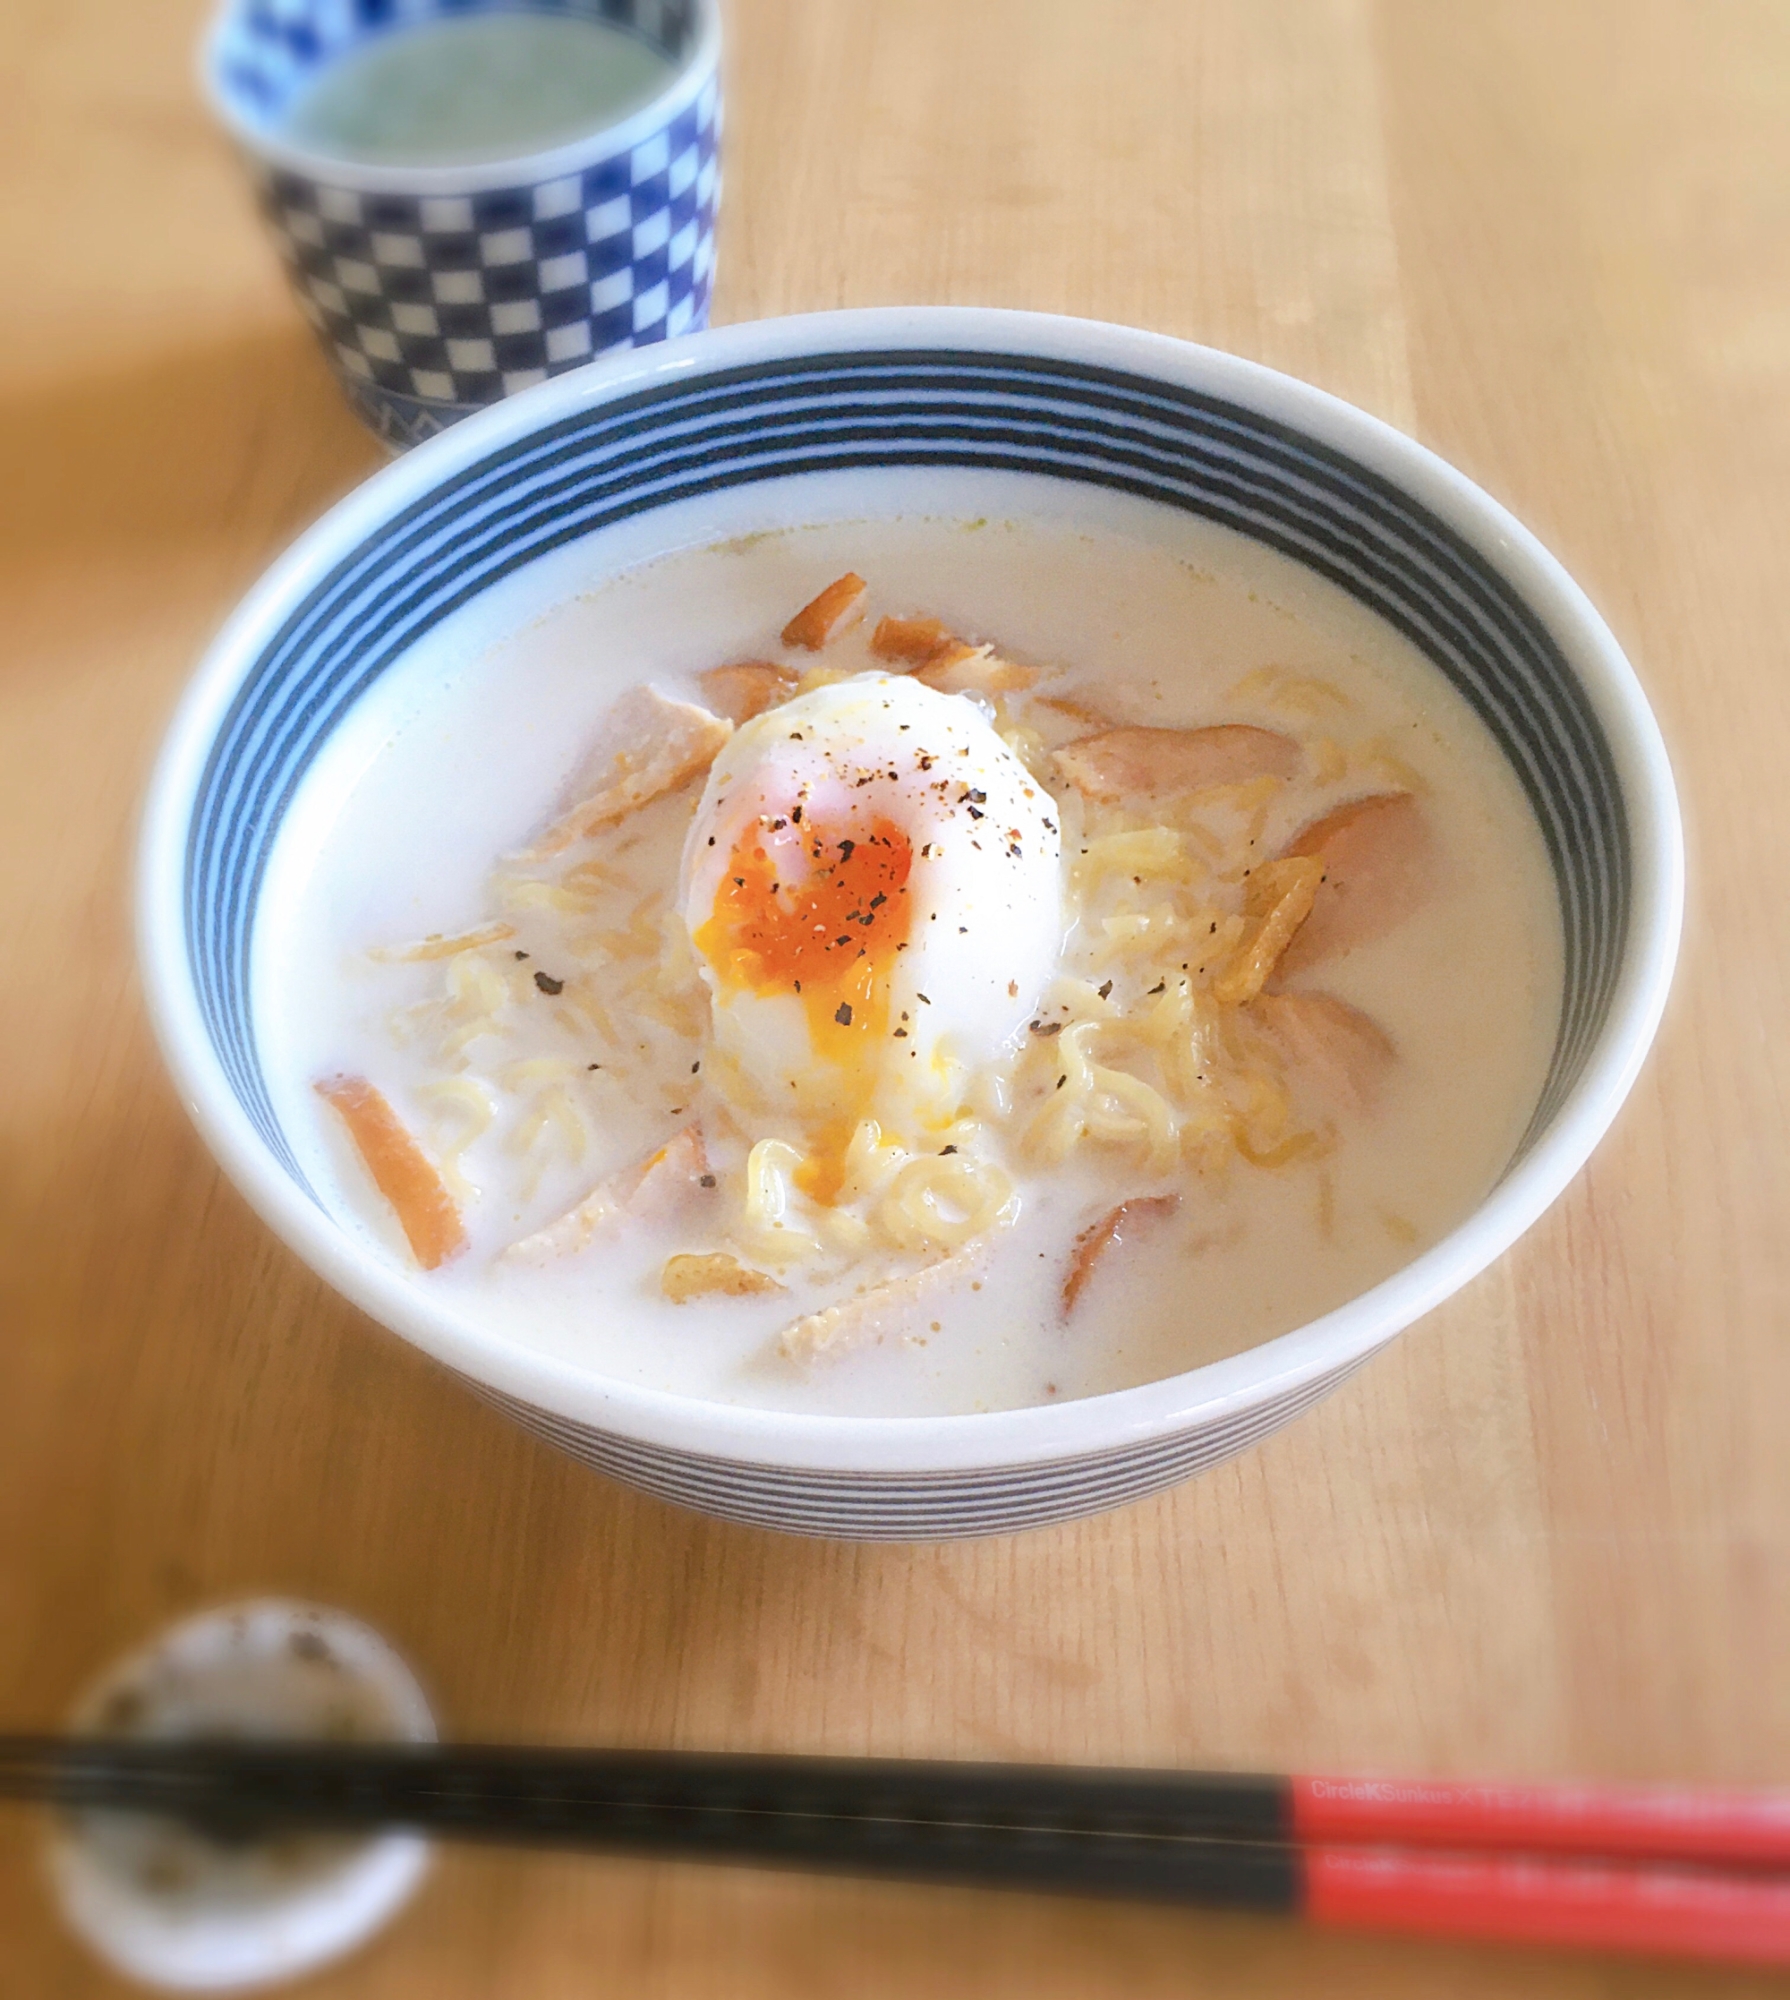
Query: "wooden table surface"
4 1 1788 1992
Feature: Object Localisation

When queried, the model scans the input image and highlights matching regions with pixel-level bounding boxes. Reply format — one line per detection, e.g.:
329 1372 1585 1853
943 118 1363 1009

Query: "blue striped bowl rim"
137 309 1682 1529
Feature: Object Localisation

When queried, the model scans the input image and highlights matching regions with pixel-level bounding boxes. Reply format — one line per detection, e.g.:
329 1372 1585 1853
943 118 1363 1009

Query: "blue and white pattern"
207 0 719 448
165 343 1644 1538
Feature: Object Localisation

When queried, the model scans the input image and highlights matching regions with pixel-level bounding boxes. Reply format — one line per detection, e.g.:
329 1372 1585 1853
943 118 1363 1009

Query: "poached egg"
681 674 1063 1198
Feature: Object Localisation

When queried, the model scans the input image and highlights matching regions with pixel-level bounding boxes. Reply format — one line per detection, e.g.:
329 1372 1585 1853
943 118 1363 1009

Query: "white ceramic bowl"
137 308 1682 1539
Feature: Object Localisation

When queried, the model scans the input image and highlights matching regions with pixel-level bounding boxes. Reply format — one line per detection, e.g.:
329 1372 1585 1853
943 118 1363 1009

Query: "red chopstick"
1290 1773 1790 1869
1304 1845 1790 1964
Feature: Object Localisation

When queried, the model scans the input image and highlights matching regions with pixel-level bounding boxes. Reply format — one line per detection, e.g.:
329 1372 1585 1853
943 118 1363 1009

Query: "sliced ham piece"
1052 724 1300 801
518 686 731 860
1275 791 1436 973
1248 991 1396 1116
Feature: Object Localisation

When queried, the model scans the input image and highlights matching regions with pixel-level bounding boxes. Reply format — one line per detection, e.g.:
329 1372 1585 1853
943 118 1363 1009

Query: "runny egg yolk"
692 813 914 1201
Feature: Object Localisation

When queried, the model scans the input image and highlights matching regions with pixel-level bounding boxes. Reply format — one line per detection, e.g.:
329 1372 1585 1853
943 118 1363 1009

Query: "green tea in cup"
281 12 678 167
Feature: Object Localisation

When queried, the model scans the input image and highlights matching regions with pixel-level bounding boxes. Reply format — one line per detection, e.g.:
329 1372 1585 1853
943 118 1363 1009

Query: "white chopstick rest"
48 1600 435 1992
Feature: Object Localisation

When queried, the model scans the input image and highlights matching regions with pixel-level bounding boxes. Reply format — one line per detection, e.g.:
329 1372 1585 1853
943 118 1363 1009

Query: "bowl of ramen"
138 309 1682 1539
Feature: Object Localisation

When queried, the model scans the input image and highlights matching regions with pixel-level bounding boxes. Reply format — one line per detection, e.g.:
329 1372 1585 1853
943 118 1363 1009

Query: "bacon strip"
867 616 1039 696
698 660 800 724
1211 854 1326 1006
367 921 516 964
913 644 1037 696
519 687 731 861
503 1126 709 1262
870 615 955 664
1062 1194 1180 1317
316 1075 465 1270
1052 724 1301 801
662 1252 785 1302
781 572 869 650
779 1246 983 1365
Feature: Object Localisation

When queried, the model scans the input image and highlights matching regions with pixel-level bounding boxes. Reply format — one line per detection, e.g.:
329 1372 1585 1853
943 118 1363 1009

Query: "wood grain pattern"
2 1 1786 1992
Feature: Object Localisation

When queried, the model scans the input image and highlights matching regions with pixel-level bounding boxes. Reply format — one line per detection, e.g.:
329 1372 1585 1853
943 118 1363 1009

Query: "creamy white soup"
264 512 1562 1418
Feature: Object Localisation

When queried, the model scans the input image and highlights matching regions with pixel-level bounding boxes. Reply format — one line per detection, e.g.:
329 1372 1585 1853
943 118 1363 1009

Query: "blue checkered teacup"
204 0 721 450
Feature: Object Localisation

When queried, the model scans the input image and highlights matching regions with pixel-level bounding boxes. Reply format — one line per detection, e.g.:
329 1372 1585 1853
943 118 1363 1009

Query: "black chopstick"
0 1738 1287 1849
10 1739 1790 1966
1 1736 1304 1915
